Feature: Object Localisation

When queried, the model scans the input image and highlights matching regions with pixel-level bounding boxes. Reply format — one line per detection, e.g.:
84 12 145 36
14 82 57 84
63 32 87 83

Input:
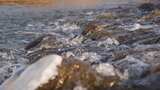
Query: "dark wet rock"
132 44 160 52
25 35 46 50
141 9 160 24
25 34 64 51
112 51 128 61
133 51 160 65
97 28 158 45
25 34 68 64
26 47 78 64
152 16 160 24
155 3 160 10
82 21 160 45
114 56 150 80
115 29 159 45
135 36 160 45
109 44 160 64
138 3 155 12
122 45 160 66
124 74 160 90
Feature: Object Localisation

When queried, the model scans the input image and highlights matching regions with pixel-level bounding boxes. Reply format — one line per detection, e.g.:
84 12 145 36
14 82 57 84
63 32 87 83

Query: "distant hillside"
0 0 153 6
0 0 54 5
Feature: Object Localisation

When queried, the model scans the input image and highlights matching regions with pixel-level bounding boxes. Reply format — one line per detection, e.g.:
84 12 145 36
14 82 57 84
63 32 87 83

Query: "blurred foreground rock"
0 55 120 90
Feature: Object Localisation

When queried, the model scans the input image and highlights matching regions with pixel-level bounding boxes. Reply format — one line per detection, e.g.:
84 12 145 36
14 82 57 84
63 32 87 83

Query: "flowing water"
0 0 160 89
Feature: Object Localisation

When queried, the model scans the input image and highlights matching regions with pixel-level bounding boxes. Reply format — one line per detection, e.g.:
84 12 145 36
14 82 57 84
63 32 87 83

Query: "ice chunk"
95 63 116 77
0 55 62 90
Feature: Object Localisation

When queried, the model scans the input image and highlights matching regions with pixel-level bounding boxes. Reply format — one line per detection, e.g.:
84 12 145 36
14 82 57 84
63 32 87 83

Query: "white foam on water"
121 23 156 31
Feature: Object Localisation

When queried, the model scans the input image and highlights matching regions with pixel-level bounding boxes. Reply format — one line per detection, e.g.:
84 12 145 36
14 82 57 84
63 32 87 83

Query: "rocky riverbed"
0 3 160 90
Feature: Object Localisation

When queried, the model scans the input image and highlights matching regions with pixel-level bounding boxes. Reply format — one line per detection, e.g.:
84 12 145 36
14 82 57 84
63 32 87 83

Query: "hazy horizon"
0 0 147 7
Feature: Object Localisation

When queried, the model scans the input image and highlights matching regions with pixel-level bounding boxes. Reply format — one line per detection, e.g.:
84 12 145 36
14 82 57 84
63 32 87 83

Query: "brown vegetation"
36 57 120 90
